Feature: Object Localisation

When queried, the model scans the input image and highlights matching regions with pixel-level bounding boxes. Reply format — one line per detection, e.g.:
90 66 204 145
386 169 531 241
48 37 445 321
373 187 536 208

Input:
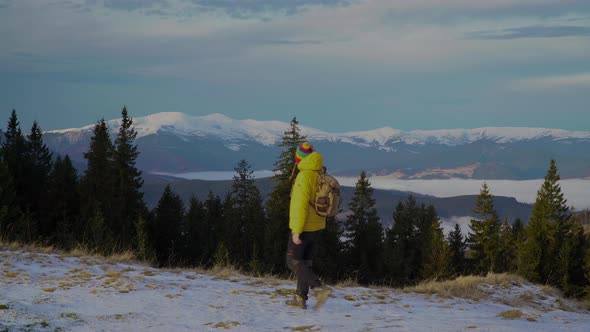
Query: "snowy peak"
47 112 590 147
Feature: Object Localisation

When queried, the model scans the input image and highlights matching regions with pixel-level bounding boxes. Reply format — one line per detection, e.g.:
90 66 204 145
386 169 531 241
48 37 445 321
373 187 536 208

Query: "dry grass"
334 277 360 289
497 310 539 321
406 273 526 301
4 270 18 278
291 325 319 331
0 240 141 266
203 321 241 329
0 241 56 254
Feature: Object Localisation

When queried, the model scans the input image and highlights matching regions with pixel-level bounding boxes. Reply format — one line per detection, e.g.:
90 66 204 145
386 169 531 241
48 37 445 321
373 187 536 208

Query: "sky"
1 0 590 132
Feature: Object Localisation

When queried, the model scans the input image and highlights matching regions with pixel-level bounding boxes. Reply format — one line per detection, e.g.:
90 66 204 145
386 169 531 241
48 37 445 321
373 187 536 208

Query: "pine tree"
519 160 570 285
264 117 306 273
416 204 444 279
46 155 80 248
344 170 383 284
2 110 27 240
225 159 266 271
204 191 224 267
384 197 418 284
496 219 515 273
0 153 17 240
27 121 53 239
314 217 344 283
113 106 145 247
86 207 113 254
447 223 466 276
557 222 588 296
421 217 449 280
467 182 501 274
134 213 151 262
512 218 525 242
183 196 207 265
384 197 445 284
584 246 590 299
151 185 185 267
81 119 116 248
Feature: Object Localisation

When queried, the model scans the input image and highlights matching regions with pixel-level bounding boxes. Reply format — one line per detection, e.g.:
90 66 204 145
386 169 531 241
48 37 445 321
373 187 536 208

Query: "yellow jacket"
289 152 326 234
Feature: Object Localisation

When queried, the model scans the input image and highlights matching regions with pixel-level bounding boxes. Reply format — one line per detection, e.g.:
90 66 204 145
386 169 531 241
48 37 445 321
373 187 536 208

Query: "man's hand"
292 233 302 245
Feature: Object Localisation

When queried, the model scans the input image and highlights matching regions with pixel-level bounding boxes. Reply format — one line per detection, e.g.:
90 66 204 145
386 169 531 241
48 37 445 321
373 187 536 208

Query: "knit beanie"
295 142 313 164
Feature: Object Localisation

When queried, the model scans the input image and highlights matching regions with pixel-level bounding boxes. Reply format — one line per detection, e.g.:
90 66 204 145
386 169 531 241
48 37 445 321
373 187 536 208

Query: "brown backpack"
311 169 341 218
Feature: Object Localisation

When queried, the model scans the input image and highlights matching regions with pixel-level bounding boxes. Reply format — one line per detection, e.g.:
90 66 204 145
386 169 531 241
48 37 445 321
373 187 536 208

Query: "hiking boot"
312 285 332 310
286 295 307 309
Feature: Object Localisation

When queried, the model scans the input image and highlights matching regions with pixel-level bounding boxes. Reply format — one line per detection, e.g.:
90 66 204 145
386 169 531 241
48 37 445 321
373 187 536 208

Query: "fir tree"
0 153 17 240
384 197 444 284
151 185 185 267
204 191 224 267
183 196 207 265
496 219 516 273
554 221 588 296
224 160 266 271
113 106 145 247
344 170 383 284
416 204 443 279
46 155 80 248
584 247 590 298
512 218 525 242
519 160 570 285
27 121 53 238
134 213 151 262
86 207 113 254
264 117 306 273
467 182 501 274
447 223 466 276
81 119 116 247
2 110 28 239
421 218 449 280
2 110 27 199
384 197 418 284
314 217 344 283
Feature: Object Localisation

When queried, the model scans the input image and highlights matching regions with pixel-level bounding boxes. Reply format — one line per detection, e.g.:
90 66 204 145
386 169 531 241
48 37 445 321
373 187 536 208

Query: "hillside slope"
1 249 588 331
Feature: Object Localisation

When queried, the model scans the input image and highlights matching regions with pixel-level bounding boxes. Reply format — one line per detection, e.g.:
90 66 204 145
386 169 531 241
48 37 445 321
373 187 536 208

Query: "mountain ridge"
42 112 590 180
46 112 590 148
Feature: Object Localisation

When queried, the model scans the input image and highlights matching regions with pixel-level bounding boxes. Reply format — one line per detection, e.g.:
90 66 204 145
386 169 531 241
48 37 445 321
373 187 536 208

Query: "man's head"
295 142 313 164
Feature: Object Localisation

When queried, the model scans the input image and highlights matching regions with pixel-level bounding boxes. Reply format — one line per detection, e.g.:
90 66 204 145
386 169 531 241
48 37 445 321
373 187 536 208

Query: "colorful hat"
295 142 313 164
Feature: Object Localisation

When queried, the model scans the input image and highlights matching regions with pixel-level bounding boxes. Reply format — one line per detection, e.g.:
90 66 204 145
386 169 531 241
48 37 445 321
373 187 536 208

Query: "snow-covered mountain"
44 112 590 179
48 112 590 147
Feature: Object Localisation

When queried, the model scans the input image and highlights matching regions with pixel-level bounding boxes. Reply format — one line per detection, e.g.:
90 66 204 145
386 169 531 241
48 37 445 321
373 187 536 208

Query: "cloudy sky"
1 0 589 132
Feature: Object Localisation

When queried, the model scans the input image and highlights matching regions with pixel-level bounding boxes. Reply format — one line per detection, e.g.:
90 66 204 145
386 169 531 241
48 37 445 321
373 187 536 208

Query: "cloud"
510 72 590 91
81 0 352 19
187 0 352 18
440 216 473 236
468 25 590 39
100 0 163 11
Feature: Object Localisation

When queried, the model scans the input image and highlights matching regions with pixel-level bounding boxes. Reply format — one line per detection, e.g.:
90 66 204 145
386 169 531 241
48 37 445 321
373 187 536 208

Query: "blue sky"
1 0 589 132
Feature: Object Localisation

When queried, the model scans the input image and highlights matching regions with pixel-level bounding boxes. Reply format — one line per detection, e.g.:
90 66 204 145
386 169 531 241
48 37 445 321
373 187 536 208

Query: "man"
286 142 332 310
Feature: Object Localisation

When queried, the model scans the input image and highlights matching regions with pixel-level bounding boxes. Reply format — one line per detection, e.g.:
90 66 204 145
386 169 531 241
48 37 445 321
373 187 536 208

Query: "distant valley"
142 173 533 231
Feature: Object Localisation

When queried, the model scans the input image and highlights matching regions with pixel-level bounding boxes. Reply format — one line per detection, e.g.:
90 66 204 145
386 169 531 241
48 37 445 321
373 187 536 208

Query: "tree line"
1 109 589 299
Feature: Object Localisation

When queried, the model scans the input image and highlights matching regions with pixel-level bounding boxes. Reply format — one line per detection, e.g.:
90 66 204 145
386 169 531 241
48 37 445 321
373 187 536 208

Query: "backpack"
311 169 341 218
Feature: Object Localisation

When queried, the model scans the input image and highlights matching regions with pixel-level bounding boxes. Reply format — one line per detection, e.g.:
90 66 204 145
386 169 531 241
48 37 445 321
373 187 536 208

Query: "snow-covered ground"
1 249 589 331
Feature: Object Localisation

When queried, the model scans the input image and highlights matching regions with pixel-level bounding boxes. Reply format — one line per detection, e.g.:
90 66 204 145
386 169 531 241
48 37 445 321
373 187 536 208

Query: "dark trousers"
286 231 322 300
